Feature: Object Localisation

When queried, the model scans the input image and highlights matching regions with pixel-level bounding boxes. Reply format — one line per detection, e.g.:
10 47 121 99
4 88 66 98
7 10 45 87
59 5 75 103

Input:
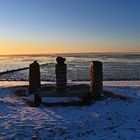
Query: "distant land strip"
0 63 48 76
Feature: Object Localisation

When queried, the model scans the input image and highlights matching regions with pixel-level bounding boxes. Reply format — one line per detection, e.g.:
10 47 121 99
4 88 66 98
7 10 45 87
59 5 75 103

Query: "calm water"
0 53 139 81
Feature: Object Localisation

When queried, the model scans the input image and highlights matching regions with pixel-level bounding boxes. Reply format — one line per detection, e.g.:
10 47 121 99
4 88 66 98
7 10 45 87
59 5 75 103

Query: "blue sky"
0 0 140 54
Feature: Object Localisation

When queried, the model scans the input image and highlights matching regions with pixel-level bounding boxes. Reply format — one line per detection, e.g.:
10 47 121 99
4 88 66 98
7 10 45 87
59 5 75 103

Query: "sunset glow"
0 0 140 55
0 41 139 55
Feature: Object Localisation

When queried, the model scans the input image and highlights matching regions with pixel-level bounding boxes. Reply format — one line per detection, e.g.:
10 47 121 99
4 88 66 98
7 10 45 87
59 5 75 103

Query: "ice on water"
0 53 139 81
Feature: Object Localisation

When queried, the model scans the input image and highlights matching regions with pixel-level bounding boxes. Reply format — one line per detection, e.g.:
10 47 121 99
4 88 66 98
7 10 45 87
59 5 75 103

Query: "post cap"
56 56 66 64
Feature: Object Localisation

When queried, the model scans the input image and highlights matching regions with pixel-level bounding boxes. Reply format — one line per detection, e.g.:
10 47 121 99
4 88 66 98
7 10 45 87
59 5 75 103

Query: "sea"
0 53 139 81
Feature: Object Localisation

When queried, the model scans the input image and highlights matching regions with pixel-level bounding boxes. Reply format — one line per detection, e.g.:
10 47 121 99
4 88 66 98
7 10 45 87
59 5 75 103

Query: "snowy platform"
38 85 89 98
0 81 140 139
39 90 88 97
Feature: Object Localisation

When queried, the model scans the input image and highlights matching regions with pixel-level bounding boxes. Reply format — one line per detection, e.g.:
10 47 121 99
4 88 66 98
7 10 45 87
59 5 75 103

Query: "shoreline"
0 80 140 88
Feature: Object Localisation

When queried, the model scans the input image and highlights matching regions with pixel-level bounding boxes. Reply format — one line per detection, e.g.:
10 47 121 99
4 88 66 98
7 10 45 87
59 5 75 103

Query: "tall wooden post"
29 61 41 105
55 56 67 91
90 61 103 98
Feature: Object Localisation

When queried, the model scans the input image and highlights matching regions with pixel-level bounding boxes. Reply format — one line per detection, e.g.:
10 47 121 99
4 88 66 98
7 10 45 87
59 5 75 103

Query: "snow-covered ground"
0 81 140 140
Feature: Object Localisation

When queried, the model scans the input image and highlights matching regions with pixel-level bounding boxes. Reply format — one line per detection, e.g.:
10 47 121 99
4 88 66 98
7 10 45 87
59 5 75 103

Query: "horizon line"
0 51 140 56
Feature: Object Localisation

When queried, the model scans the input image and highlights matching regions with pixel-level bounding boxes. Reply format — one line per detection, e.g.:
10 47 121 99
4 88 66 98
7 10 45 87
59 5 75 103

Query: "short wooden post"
55 56 67 91
29 61 41 105
90 61 103 98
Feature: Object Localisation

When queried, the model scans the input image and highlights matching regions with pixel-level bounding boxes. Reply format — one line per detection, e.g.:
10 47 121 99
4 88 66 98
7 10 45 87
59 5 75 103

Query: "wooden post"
55 56 67 91
29 61 41 105
90 61 103 98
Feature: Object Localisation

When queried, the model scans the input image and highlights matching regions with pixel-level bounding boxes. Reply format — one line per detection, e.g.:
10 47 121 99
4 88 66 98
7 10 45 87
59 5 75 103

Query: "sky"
0 0 140 54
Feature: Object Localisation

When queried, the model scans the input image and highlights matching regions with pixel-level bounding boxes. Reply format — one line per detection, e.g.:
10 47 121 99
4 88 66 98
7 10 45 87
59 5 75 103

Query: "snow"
0 81 140 139
0 80 140 88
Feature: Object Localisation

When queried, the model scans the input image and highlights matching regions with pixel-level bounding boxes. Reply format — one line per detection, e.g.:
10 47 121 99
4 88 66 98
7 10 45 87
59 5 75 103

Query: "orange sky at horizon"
0 41 139 55
0 0 140 55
